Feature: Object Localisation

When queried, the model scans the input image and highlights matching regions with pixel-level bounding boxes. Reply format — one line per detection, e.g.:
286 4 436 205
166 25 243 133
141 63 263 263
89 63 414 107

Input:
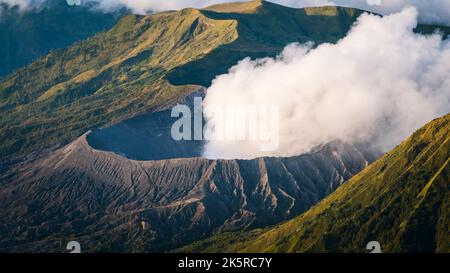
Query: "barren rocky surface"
0 130 369 252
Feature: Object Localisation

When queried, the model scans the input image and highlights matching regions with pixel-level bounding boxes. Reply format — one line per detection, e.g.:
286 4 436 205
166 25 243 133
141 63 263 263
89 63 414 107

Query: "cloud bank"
282 0 450 26
202 7 450 159
1 0 449 25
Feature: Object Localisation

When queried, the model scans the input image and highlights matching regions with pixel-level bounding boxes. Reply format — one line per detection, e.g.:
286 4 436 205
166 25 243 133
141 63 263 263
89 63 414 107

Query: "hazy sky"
1 0 449 25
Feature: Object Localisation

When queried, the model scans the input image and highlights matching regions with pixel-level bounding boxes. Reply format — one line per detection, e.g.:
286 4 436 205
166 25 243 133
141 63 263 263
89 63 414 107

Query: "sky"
1 0 450 25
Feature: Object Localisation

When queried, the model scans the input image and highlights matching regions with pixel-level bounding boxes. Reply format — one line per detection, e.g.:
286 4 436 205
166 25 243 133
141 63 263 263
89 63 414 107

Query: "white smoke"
1 1 449 26
279 0 450 26
202 7 450 159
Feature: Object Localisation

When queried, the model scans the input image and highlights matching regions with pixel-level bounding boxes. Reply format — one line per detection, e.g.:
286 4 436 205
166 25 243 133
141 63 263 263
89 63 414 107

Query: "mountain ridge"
0 0 448 253
205 0 361 17
0 0 125 78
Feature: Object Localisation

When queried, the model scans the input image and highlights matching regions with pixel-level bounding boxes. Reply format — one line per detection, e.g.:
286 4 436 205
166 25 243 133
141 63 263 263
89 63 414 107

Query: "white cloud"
202 7 450 159
93 0 230 13
1 1 449 25
95 0 450 26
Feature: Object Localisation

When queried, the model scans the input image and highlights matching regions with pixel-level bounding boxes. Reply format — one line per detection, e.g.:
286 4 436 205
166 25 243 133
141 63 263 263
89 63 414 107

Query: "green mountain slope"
0 0 124 77
179 113 450 253
0 7 234 164
1 0 448 166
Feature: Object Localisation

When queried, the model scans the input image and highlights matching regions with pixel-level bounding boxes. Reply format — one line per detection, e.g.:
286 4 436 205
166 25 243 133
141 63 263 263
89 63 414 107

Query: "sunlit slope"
180 114 450 253
0 1 365 163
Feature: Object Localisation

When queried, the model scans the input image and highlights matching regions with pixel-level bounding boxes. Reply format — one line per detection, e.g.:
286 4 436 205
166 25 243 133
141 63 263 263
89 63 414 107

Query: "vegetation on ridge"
179 114 450 253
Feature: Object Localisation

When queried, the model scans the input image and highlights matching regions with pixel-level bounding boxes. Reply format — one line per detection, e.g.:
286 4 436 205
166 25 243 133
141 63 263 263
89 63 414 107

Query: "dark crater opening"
87 109 204 161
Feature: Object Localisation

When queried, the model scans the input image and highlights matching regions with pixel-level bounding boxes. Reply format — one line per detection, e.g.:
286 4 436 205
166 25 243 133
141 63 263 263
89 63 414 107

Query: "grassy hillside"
179 114 450 253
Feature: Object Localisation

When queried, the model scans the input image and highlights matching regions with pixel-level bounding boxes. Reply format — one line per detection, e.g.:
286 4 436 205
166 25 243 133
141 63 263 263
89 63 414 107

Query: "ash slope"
180 114 450 253
0 133 369 252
